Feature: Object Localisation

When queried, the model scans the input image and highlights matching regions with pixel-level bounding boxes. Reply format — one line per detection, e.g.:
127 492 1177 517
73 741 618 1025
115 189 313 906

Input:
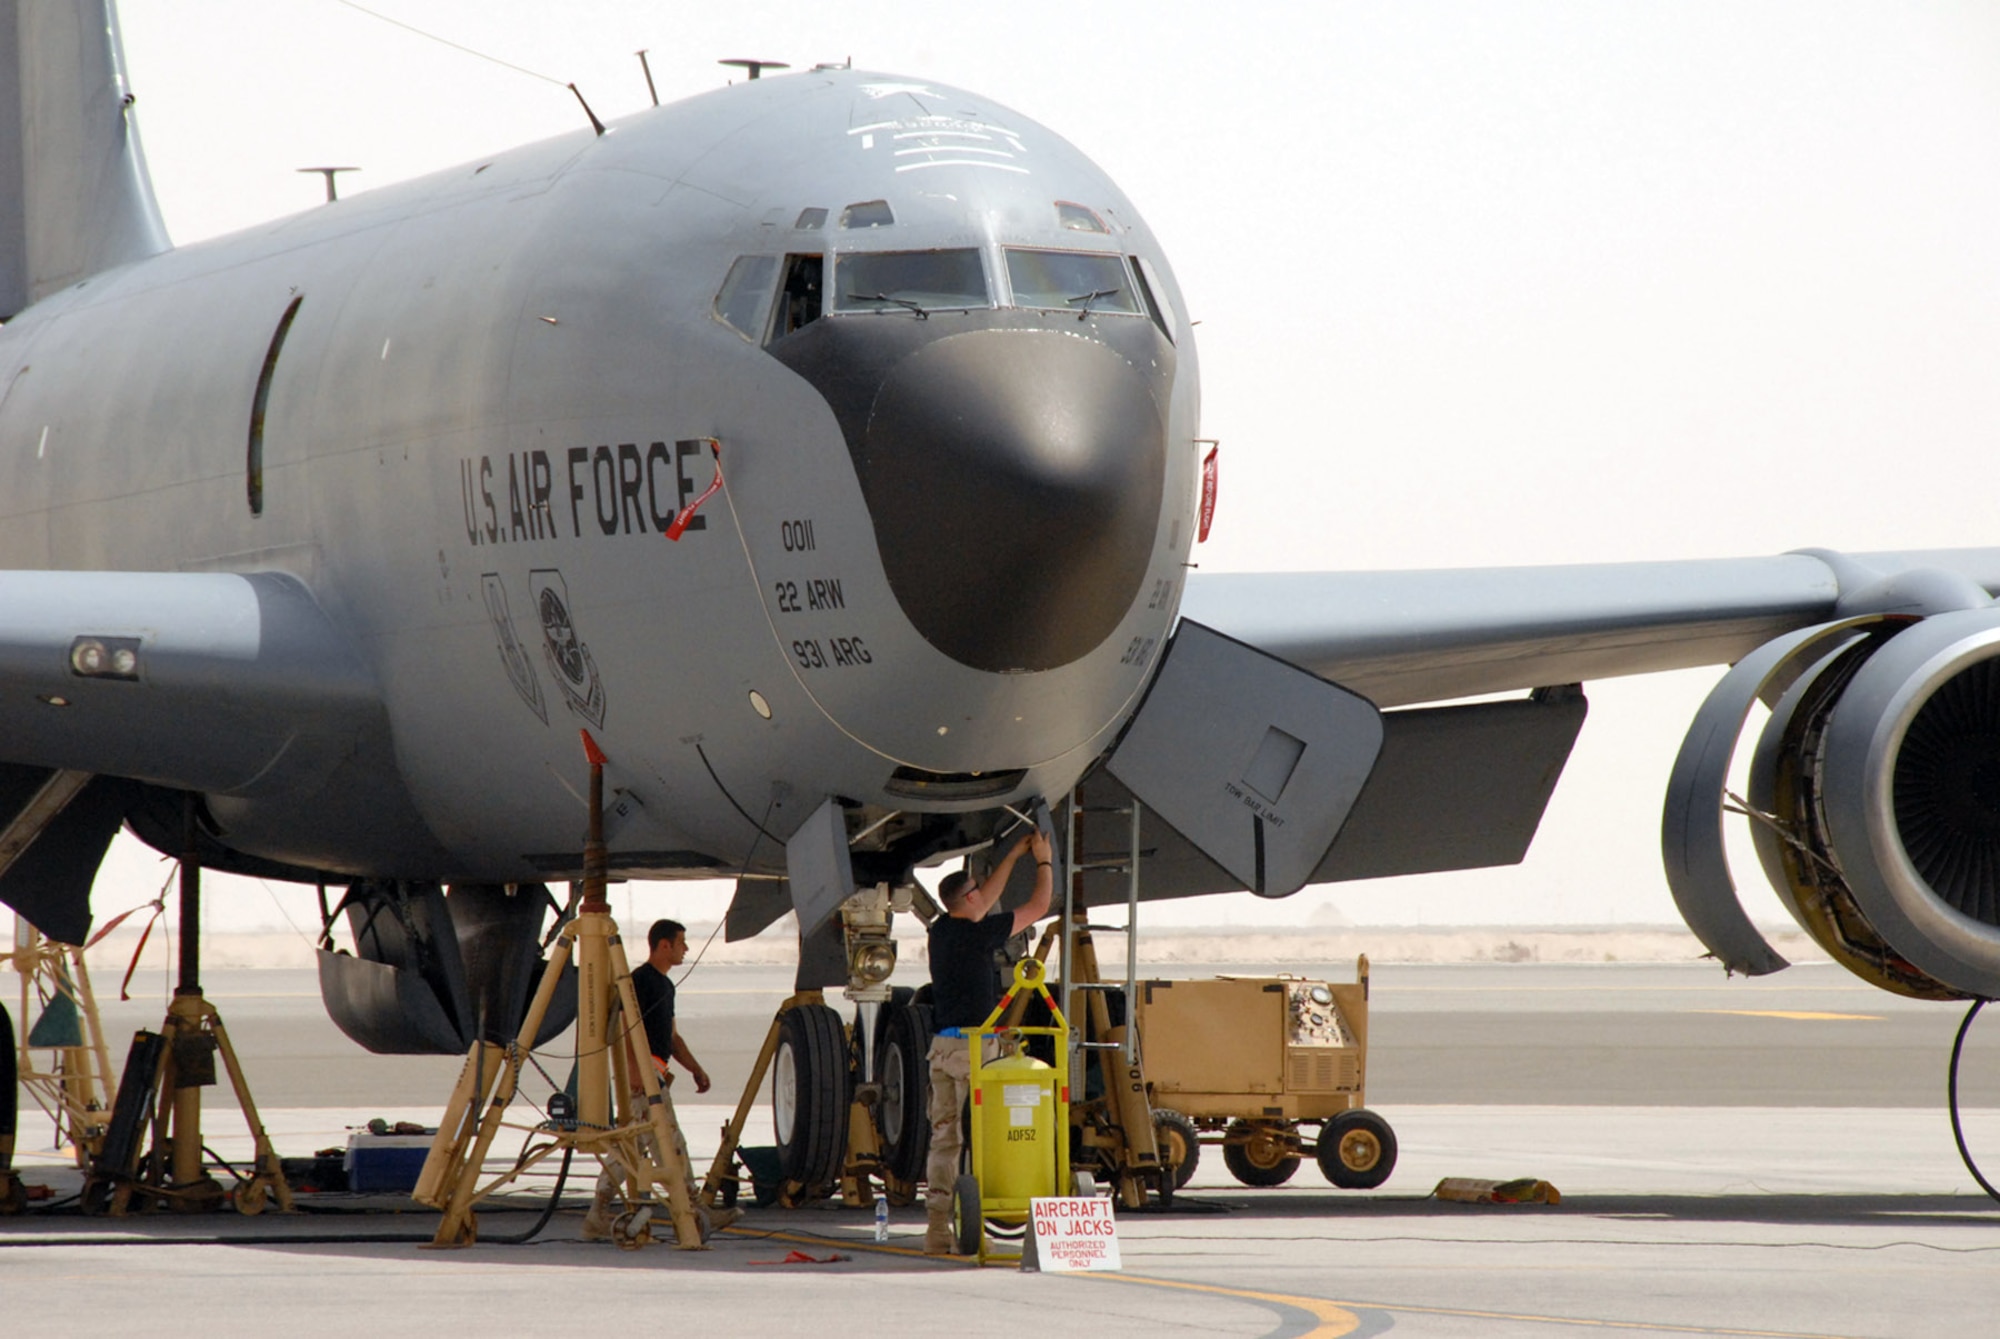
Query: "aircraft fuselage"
0 71 1201 882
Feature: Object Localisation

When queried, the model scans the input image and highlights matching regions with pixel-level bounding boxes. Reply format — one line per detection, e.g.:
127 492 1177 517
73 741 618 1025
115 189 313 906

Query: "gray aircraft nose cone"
857 328 1165 673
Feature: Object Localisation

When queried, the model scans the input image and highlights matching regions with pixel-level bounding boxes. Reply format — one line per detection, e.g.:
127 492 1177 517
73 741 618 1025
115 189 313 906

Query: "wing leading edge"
0 570 452 940
1179 548 2000 708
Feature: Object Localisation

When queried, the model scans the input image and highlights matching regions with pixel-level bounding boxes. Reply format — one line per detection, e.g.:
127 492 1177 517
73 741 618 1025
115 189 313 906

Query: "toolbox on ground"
344 1133 435 1193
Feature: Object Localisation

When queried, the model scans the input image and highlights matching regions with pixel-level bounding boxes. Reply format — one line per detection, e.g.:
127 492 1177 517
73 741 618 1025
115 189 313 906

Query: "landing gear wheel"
1153 1108 1199 1190
875 999 933 1185
950 1173 981 1256
773 1004 851 1192
1318 1108 1397 1189
235 1181 268 1216
1221 1119 1299 1187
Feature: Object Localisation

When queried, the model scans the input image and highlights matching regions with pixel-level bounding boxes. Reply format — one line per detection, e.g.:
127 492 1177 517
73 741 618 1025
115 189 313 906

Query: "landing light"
69 636 141 681
849 941 897 986
749 690 772 719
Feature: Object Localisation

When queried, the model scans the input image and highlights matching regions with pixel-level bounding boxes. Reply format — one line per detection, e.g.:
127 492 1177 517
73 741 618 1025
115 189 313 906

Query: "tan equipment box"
1136 974 1367 1122
1131 959 1396 1190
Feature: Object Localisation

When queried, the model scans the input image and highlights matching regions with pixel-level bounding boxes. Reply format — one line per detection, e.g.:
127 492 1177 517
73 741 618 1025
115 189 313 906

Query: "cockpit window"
1132 256 1178 344
794 207 828 230
713 255 779 341
772 254 823 339
1055 201 1108 233
1003 249 1141 316
832 249 990 314
840 200 895 229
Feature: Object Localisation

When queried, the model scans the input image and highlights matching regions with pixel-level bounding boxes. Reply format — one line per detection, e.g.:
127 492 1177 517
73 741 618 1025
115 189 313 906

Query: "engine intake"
1669 607 2000 1000
1785 610 2000 998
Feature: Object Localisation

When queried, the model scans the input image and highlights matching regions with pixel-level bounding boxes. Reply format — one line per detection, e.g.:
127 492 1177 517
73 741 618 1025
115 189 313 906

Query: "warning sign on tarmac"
1025 1197 1121 1272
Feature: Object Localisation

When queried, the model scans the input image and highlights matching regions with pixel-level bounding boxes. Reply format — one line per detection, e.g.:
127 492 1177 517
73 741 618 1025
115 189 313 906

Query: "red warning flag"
1197 444 1218 543
666 440 723 541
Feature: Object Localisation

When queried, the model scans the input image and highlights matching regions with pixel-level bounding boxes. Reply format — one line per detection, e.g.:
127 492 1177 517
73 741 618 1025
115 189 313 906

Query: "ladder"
1053 789 1166 1207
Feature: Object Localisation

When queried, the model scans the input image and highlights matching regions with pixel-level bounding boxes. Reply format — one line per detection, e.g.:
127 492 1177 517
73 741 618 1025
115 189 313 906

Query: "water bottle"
873 1194 889 1242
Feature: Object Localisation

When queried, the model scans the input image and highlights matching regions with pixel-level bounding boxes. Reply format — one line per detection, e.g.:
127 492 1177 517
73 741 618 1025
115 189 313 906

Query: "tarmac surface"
7 959 2000 1336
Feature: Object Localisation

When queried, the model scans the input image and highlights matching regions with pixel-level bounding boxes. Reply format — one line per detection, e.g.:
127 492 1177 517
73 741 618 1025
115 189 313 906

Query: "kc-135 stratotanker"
5 2 2000 1064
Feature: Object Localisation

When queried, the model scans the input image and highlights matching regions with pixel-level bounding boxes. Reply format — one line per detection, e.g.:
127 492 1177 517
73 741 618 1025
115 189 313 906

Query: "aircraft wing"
1178 548 2000 708
0 569 381 795
0 568 401 941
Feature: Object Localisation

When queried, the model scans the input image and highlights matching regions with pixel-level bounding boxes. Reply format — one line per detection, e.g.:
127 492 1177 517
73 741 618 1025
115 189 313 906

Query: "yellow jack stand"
414 731 704 1250
5 920 116 1169
698 994 797 1211
85 803 293 1216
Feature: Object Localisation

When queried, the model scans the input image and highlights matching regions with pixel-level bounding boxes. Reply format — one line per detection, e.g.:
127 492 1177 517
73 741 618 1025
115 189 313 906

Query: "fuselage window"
772 254 824 339
713 255 779 341
1131 255 1179 344
247 295 304 516
1003 249 1141 316
839 199 895 229
831 249 990 315
1055 201 1109 233
794 207 828 230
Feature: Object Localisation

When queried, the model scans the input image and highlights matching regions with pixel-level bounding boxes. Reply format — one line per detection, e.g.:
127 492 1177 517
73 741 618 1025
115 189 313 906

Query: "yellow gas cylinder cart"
951 958 1071 1263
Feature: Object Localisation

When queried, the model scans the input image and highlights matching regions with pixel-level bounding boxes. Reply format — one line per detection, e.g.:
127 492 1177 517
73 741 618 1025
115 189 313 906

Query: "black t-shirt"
629 961 676 1063
928 911 1015 1033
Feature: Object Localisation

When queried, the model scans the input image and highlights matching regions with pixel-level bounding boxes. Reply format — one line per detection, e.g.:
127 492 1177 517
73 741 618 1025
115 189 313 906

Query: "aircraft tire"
876 999 933 1184
0 1002 15 1150
773 1004 851 1189
1221 1119 1300 1187
1318 1108 1397 1189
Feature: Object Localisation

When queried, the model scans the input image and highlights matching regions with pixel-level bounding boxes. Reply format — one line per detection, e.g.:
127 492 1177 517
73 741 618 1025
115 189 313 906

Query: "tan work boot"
582 1163 625 1242
580 1192 616 1242
923 1201 955 1255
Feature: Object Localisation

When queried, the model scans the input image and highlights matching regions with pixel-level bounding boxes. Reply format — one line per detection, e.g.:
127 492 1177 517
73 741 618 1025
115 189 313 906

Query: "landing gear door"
1106 621 1383 897
786 795 854 935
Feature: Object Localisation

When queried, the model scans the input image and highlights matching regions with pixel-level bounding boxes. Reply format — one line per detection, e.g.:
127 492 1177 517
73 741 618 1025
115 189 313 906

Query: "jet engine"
1667 601 2000 1000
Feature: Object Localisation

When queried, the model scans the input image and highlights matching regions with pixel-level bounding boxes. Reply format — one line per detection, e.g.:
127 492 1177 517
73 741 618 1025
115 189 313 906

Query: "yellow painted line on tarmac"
733 1230 1866 1339
1086 1274 1867 1339
1074 1272 1360 1337
1695 1009 1882 1021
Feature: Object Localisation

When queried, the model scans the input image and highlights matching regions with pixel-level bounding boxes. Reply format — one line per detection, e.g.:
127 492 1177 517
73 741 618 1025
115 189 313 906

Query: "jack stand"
6 920 117 1168
1062 915 1163 1209
698 992 804 1210
84 799 294 1216
414 731 704 1250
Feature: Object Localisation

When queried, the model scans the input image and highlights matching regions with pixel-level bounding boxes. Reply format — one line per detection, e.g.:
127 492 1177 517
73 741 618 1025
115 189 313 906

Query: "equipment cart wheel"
875 998 932 1186
1318 1108 1397 1189
950 1173 982 1256
773 1004 851 1191
1154 1108 1199 1190
1221 1118 1300 1187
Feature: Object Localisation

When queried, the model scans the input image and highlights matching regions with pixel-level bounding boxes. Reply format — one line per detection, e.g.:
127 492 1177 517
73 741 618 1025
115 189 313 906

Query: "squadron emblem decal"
529 568 606 728
480 574 547 724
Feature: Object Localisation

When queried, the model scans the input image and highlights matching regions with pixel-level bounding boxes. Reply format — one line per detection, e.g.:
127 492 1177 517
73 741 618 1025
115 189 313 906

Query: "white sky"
62 1 2000 935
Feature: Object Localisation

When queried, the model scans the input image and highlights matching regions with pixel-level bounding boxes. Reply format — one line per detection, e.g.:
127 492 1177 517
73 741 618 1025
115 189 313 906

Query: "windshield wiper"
851 293 929 319
1066 287 1119 320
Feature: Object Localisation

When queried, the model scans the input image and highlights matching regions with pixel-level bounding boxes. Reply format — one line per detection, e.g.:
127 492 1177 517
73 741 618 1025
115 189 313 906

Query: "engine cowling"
1745 610 2000 999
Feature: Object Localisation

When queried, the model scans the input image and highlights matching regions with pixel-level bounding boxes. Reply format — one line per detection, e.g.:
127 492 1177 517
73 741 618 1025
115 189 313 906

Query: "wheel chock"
1434 1176 1561 1205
